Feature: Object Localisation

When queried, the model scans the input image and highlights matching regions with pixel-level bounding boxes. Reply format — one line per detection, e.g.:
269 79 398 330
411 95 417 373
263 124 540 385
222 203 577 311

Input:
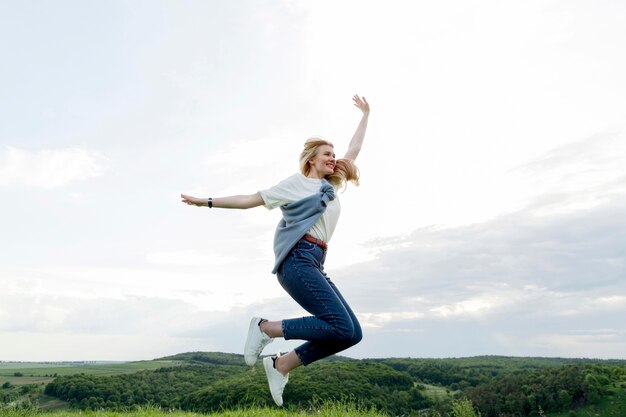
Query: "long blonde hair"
299 137 360 188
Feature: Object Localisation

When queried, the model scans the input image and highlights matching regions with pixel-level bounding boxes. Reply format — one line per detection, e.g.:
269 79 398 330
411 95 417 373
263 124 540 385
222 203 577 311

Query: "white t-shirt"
259 173 340 243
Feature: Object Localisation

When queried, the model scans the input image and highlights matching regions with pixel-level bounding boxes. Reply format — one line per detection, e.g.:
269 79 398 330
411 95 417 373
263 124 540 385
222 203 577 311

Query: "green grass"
0 360 185 413
1 402 388 417
0 377 53 387
0 364 73 371
0 361 181 377
32 395 68 412
0 361 183 386
420 383 455 402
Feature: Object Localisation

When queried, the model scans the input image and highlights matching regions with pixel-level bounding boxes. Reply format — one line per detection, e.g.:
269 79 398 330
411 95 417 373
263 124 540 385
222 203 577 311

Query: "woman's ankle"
274 355 290 376
275 351 300 376
261 320 283 338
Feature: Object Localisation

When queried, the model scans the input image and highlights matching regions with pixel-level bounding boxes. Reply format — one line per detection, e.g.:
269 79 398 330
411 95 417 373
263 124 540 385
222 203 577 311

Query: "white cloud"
595 295 626 305
430 297 501 318
146 250 237 267
0 290 298 361
359 311 425 329
0 146 105 188
0 331 201 362
0 261 285 313
528 330 626 358
201 134 301 197
2 1 626 361
516 133 626 217
323 134 626 358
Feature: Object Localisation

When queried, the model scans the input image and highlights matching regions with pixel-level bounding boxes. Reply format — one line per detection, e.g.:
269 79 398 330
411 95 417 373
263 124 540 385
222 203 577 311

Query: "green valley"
1 352 625 417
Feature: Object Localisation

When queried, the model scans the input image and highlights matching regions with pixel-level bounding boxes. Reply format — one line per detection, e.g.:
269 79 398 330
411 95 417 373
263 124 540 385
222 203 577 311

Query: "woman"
181 95 370 406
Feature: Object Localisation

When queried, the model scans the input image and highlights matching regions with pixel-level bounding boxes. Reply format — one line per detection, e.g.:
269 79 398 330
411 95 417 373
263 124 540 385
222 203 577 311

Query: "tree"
451 398 481 417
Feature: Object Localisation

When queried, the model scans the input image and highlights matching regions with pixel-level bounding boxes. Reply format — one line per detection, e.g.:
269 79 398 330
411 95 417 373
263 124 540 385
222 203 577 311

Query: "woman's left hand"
181 194 206 206
353 95 370 115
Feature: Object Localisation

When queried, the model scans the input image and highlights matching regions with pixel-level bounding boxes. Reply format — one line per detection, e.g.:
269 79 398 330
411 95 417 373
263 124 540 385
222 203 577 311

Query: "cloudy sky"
1 0 625 361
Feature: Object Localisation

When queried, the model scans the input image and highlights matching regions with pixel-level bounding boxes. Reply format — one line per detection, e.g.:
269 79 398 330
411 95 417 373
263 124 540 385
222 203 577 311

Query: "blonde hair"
299 137 360 188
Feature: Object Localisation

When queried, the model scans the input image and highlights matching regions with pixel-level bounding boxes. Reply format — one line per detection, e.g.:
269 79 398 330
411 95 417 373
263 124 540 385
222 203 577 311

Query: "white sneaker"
263 354 289 407
244 317 274 366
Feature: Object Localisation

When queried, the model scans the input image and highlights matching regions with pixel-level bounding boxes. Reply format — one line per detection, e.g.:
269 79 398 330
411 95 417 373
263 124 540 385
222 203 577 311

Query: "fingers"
352 94 369 112
181 194 195 205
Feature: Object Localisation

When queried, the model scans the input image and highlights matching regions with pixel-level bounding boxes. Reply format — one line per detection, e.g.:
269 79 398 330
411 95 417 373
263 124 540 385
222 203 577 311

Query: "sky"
1 0 625 361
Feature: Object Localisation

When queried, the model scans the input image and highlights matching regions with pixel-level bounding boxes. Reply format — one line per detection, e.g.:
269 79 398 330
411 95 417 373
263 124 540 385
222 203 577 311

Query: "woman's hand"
181 194 207 207
180 192 264 209
344 95 370 160
353 95 370 116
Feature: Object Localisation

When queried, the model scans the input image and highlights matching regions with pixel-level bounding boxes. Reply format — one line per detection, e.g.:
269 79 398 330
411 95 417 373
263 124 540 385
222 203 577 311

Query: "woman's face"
309 145 336 177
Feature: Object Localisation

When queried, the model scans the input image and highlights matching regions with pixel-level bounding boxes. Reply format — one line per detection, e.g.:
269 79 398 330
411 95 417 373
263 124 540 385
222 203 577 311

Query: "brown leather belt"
303 234 328 251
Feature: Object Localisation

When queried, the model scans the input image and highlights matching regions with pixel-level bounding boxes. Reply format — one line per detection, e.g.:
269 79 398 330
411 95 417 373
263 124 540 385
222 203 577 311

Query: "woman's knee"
333 316 362 345
352 326 363 345
330 315 355 341
350 319 363 345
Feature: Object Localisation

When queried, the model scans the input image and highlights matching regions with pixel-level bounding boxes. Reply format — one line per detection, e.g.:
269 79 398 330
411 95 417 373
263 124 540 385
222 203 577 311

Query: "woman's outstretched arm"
343 95 370 161
181 192 264 209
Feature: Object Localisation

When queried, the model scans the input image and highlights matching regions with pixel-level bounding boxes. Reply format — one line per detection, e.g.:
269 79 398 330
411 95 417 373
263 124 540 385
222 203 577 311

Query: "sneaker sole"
244 317 261 366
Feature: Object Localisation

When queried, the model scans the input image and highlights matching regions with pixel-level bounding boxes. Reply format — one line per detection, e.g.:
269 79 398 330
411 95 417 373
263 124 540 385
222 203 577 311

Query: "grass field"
2 402 389 417
0 360 186 412
0 377 53 387
0 360 182 386
0 364 74 370
2 355 624 417
32 395 68 413
420 383 455 402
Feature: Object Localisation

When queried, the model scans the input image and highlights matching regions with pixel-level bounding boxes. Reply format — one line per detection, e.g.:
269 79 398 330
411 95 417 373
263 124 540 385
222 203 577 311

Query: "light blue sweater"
271 180 336 274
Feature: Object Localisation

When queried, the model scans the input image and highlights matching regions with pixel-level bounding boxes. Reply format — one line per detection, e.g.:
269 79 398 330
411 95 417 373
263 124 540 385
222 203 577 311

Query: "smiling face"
308 144 336 179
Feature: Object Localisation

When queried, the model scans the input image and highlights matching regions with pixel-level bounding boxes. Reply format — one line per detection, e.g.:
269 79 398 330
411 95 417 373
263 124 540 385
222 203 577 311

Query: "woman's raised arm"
343 95 370 161
181 192 264 209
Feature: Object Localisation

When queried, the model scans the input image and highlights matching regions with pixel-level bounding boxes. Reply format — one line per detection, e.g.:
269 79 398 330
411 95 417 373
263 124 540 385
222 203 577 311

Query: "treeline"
374 356 619 389
158 351 247 366
41 352 626 416
44 363 247 410
183 361 431 414
1 382 41 408
0 387 19 404
466 364 624 416
44 358 431 415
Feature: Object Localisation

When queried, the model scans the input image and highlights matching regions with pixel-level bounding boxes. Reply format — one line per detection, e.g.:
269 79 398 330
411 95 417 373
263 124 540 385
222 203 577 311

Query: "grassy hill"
1 352 625 417
0 360 183 382
1 402 388 417
0 359 187 413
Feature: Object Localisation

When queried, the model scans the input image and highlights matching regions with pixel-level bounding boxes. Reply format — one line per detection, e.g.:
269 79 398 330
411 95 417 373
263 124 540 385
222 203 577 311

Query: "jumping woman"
181 94 370 406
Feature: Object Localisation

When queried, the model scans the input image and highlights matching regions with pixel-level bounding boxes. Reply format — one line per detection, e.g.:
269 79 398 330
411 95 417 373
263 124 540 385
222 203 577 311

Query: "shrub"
450 398 481 417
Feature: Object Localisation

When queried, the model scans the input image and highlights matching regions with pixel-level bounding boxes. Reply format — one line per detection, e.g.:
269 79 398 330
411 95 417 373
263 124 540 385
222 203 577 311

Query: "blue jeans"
277 238 363 366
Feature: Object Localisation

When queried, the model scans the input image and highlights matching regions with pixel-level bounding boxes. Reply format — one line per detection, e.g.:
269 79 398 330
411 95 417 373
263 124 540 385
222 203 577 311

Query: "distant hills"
45 352 626 415
2 352 625 416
